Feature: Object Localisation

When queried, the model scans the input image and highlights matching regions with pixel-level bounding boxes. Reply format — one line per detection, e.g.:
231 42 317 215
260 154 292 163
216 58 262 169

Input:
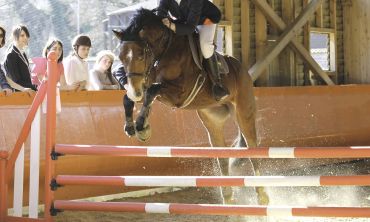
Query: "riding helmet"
72 34 92 48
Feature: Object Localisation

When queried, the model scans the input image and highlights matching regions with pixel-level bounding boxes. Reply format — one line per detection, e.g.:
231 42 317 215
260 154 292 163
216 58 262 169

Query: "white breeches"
197 24 217 59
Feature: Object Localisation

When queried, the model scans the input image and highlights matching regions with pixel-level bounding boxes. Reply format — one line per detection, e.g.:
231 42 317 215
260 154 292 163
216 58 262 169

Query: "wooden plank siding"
294 0 306 86
214 0 344 86
233 0 241 59
336 1 344 84
343 0 370 83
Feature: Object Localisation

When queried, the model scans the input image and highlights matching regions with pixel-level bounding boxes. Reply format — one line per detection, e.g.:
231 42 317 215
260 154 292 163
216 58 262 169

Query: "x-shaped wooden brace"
249 0 335 85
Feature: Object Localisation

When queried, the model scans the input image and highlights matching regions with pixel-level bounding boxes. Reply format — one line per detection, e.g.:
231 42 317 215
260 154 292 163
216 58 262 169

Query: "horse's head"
113 8 170 101
113 32 150 101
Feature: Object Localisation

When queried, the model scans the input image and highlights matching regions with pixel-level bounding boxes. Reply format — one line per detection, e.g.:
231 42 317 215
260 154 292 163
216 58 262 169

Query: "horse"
113 8 269 205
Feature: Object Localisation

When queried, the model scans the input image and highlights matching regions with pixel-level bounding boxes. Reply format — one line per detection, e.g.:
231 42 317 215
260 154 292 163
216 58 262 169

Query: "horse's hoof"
256 187 269 205
136 125 151 142
124 123 135 137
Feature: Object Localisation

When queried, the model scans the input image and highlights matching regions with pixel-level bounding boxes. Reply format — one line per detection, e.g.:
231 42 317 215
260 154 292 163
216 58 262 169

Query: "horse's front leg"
123 94 136 137
135 83 162 142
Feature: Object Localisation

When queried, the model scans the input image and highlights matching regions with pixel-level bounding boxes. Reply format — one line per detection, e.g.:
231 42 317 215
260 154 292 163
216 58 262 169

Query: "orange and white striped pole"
55 175 370 187
53 201 370 218
55 144 370 158
44 51 58 222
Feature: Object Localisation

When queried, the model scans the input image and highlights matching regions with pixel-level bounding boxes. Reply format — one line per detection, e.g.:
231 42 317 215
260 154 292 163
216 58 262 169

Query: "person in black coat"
112 63 127 89
0 25 13 96
157 0 229 101
4 25 36 91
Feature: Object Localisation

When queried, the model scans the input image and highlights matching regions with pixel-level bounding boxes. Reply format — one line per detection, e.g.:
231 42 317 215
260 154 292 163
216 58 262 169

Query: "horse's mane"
122 8 164 41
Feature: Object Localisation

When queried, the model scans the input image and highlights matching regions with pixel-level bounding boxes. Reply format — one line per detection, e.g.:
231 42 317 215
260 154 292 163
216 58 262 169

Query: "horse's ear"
112 29 124 40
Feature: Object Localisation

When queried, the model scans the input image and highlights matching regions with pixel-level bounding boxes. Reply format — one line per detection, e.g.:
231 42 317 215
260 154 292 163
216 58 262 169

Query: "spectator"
4 24 36 91
63 34 91 91
112 63 127 90
0 25 12 96
31 39 79 91
89 50 119 90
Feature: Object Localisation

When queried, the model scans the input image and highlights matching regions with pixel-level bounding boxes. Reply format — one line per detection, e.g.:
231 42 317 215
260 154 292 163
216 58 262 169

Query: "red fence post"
44 51 58 222
0 151 8 222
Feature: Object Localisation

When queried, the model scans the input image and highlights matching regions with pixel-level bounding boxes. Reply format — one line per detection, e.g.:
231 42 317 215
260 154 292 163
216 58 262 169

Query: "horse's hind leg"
197 105 232 204
123 94 135 137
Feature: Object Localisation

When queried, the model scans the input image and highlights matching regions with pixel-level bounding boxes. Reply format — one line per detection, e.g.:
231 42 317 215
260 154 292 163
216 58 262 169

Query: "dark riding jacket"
157 0 221 36
4 45 36 90
112 64 127 89
0 65 11 90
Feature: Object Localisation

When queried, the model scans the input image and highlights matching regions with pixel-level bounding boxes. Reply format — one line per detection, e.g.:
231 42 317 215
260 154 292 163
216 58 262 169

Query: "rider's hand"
75 80 87 91
71 82 80 91
2 88 13 96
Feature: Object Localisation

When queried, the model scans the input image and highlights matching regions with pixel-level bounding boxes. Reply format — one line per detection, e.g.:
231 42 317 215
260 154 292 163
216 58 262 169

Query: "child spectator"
63 34 91 91
89 50 119 90
31 39 79 91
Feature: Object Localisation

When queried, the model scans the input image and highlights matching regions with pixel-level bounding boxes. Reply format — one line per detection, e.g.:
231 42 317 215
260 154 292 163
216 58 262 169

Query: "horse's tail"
232 131 247 148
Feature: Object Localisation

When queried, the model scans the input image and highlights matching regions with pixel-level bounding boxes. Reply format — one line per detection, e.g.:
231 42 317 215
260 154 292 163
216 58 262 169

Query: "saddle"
188 32 229 75
177 32 229 108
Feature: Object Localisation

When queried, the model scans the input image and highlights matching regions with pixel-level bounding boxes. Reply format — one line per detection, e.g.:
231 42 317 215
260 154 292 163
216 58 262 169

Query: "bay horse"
114 8 268 205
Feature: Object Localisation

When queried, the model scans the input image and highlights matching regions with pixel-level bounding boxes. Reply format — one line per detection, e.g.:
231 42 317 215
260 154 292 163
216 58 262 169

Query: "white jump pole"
13 144 24 217
29 107 41 218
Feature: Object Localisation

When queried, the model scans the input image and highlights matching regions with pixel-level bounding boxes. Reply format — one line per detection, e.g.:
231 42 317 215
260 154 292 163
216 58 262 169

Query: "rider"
157 0 229 101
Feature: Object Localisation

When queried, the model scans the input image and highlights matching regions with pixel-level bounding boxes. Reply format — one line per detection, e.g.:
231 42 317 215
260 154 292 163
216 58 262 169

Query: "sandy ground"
53 160 369 222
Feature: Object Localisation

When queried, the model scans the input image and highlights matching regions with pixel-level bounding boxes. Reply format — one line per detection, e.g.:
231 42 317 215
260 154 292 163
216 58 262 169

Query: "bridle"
120 41 153 82
121 26 173 84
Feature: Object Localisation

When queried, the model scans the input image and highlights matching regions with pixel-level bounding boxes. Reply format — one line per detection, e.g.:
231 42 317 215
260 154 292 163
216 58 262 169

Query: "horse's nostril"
136 92 142 98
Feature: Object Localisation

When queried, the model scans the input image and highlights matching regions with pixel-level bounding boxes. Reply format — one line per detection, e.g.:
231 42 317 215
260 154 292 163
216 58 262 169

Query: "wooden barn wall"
343 0 370 84
249 3 256 67
295 0 306 86
233 0 241 60
215 0 345 86
336 1 344 84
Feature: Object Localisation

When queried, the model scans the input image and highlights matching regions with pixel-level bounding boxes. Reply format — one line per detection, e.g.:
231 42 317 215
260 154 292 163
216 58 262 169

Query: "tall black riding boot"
206 53 230 101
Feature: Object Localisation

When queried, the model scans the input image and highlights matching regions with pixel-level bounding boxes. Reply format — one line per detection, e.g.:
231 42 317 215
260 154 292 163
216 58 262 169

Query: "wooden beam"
310 27 335 33
255 4 268 85
251 0 334 85
316 4 323 28
224 0 233 56
329 0 337 29
329 0 337 83
241 0 250 71
249 0 324 82
281 0 295 85
343 0 352 83
303 0 311 85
